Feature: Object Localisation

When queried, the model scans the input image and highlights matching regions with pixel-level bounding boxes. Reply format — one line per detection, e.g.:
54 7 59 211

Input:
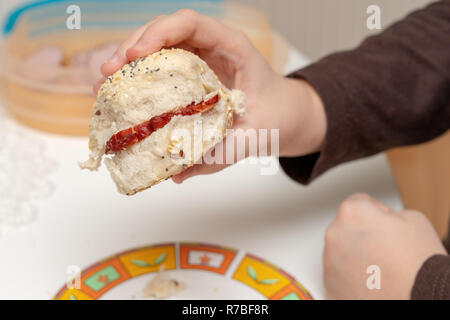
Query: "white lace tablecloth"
0 45 403 299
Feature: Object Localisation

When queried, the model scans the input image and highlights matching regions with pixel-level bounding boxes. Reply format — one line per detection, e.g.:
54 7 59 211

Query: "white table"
0 1 403 300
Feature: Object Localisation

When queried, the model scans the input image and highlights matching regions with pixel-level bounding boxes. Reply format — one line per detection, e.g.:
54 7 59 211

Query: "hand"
98 10 326 183
324 193 446 299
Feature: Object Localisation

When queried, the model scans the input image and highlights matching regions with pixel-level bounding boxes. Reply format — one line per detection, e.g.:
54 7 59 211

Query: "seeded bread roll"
80 48 246 195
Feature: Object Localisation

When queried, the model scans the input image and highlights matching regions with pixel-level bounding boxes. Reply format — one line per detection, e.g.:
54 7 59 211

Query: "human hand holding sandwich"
99 9 327 183
96 3 450 300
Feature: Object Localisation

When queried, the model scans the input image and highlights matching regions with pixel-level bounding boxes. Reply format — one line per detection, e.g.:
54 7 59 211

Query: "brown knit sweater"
280 0 450 299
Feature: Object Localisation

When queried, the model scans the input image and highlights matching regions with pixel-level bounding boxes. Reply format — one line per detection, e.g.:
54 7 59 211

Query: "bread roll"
80 48 246 195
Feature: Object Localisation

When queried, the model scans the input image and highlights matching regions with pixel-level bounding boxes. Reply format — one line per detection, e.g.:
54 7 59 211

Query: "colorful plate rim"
54 241 313 300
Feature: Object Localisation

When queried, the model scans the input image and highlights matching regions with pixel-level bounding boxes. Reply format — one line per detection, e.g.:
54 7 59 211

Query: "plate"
54 242 313 300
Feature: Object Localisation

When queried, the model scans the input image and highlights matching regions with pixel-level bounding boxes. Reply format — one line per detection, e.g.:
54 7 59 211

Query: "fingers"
336 193 394 224
93 76 106 95
101 15 166 77
171 129 253 184
172 141 231 184
100 25 147 77
172 162 230 184
126 9 249 62
96 10 250 94
329 193 396 234
341 194 427 227
344 193 393 213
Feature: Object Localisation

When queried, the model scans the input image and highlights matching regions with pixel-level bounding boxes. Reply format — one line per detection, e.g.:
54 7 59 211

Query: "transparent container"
0 0 274 135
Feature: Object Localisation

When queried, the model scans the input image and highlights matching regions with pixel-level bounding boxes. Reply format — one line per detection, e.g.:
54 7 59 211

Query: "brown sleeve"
279 0 450 185
412 255 450 300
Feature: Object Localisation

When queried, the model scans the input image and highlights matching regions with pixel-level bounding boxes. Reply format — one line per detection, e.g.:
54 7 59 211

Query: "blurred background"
241 0 434 60
0 0 437 62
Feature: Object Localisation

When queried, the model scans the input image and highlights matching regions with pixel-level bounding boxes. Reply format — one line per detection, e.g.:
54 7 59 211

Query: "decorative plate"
54 242 313 300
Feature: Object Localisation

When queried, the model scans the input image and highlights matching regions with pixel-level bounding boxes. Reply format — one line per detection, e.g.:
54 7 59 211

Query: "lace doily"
0 106 58 233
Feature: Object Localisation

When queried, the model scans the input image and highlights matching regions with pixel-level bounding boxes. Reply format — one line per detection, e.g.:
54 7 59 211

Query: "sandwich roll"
80 48 246 195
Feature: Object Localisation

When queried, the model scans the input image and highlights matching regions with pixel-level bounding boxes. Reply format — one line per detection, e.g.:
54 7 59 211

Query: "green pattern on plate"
84 265 120 291
131 252 167 268
260 278 280 285
247 265 280 285
153 252 167 266
281 292 301 300
248 265 258 281
131 259 151 267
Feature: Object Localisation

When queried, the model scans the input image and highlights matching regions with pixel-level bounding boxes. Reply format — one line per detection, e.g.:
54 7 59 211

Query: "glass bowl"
0 0 274 135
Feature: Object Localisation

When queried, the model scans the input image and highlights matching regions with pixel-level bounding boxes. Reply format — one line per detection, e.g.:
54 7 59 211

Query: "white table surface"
0 1 403 300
